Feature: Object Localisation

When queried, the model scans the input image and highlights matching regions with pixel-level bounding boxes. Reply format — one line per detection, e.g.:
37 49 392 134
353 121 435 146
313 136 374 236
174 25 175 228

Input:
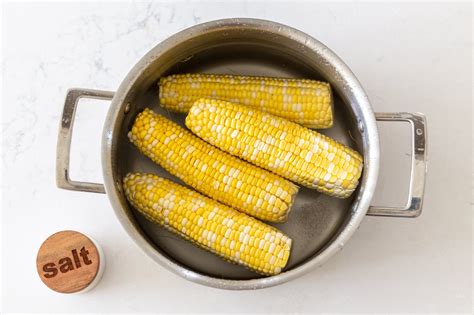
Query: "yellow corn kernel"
186 99 363 198
123 173 291 275
159 73 333 128
128 108 299 222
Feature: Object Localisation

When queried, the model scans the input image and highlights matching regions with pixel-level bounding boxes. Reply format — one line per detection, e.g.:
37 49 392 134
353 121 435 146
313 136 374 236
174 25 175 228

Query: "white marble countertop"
1 1 472 313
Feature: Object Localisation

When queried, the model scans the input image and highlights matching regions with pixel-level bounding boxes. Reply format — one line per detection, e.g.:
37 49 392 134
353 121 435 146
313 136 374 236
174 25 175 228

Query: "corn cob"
159 73 333 129
186 99 363 198
124 173 292 275
128 108 299 223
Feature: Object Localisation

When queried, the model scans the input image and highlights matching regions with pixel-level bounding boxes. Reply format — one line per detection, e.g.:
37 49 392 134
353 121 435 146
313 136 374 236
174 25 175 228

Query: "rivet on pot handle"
368 112 427 217
56 88 114 194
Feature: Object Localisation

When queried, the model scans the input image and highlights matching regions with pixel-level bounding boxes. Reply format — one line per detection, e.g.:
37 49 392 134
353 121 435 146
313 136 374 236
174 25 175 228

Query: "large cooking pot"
56 18 427 289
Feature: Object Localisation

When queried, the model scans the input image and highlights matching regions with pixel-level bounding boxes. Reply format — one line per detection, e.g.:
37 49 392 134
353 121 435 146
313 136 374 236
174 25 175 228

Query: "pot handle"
367 112 427 217
56 88 114 194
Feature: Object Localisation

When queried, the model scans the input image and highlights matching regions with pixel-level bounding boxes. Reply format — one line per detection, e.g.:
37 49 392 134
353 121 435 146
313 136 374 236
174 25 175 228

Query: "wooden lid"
36 230 103 293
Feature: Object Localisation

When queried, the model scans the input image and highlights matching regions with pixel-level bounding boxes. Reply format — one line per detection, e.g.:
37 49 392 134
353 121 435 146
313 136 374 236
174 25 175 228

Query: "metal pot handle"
367 112 427 217
56 88 114 194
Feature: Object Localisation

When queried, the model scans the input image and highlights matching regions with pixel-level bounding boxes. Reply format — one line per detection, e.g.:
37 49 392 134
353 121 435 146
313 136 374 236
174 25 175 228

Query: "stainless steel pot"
56 18 427 290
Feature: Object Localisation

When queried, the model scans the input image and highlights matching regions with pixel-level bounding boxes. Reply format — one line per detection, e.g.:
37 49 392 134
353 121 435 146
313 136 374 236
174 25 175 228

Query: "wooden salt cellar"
36 230 105 293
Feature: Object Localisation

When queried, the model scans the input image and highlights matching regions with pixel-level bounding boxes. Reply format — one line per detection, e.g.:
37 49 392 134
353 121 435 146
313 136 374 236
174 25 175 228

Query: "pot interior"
112 26 364 280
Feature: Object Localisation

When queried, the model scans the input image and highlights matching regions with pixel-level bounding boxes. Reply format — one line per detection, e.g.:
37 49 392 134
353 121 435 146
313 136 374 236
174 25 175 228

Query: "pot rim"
102 18 380 290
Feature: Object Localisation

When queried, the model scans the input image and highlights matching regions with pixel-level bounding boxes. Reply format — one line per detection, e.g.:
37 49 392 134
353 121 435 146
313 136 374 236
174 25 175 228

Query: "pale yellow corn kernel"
186 99 363 198
159 73 333 128
123 173 291 275
128 108 299 222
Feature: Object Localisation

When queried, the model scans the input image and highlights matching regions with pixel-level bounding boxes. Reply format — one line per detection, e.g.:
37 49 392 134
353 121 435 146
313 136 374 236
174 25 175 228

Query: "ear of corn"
128 108 299 223
186 99 363 198
123 173 292 275
159 73 333 129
